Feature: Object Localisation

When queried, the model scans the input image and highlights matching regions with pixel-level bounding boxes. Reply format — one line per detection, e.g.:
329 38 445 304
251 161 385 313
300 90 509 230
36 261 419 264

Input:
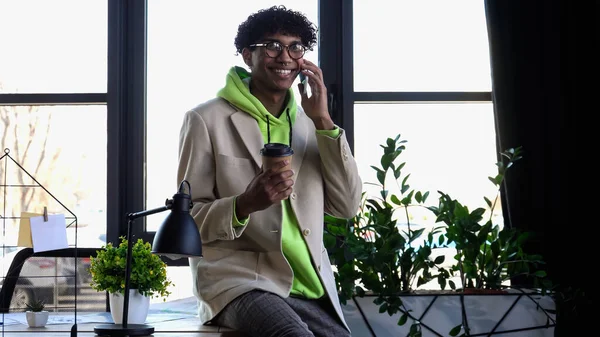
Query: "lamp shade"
152 184 202 258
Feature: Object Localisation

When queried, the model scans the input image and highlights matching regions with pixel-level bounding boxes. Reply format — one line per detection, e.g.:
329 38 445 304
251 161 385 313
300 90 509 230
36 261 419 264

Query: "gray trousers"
214 290 351 337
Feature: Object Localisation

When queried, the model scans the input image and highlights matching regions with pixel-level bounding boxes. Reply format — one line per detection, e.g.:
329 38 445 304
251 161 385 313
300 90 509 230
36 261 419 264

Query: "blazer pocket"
198 247 259 301
215 154 257 196
216 154 255 168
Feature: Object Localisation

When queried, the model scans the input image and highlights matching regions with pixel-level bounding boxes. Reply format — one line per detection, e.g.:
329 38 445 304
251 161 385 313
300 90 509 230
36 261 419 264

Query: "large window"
352 1 495 203
141 0 497 297
353 1 491 92
351 0 496 282
0 0 107 93
0 0 498 304
0 1 108 250
0 0 496 305
354 103 498 208
0 0 108 314
0 106 107 248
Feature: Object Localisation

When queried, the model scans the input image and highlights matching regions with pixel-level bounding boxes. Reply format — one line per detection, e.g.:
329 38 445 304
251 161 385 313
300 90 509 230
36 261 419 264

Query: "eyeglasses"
249 41 307 60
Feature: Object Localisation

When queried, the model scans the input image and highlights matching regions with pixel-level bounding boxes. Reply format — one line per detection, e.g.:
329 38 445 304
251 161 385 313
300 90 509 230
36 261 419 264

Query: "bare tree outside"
0 82 85 244
1 115 58 207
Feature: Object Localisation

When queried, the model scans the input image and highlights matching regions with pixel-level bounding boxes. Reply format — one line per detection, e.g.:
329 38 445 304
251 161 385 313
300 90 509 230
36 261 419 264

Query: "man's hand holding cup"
235 143 294 220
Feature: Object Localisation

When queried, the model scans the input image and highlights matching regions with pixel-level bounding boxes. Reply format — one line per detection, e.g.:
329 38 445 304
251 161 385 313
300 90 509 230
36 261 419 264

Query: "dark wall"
485 0 596 334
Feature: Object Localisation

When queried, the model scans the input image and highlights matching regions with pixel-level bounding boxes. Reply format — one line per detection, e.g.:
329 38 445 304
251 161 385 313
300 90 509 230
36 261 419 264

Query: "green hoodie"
217 66 325 299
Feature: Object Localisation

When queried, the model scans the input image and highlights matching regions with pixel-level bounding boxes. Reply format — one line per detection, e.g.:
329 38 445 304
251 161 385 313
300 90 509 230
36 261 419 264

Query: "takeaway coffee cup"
260 143 294 173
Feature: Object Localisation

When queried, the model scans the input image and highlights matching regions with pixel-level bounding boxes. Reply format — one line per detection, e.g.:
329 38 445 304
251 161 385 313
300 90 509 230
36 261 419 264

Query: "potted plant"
25 298 49 328
326 135 556 337
428 146 549 293
325 134 453 335
423 146 554 336
89 237 173 324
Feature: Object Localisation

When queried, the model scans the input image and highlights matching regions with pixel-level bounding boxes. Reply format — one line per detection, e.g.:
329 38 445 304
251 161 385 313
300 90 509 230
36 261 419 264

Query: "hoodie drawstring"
286 108 292 148
265 109 293 147
267 115 271 144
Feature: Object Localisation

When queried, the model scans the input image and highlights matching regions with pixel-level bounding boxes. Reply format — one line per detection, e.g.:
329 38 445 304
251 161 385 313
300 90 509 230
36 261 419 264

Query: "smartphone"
299 72 307 94
299 71 306 83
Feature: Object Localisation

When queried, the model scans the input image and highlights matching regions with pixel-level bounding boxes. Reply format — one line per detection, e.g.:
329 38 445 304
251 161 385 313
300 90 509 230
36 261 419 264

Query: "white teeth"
273 69 292 74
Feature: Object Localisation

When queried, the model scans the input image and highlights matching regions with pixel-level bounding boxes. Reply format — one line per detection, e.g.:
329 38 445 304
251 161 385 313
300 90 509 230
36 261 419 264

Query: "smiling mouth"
272 69 294 77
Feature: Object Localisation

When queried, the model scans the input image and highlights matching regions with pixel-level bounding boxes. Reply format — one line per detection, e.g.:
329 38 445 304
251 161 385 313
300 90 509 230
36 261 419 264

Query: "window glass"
0 105 107 249
354 103 499 288
0 0 107 93
146 1 318 233
354 103 498 213
150 266 194 304
353 0 492 92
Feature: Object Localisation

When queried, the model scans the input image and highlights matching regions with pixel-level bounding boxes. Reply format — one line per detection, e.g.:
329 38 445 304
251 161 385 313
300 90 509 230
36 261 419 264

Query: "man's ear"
242 48 253 68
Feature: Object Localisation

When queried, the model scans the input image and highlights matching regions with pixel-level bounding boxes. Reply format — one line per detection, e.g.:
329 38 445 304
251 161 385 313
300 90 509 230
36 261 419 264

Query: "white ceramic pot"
26 311 49 328
109 289 150 324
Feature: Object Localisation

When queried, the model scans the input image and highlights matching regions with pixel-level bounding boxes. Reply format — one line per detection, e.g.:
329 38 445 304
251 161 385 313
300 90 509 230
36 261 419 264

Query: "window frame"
0 1 132 260
0 2 111 309
319 0 493 154
106 0 149 250
114 0 494 266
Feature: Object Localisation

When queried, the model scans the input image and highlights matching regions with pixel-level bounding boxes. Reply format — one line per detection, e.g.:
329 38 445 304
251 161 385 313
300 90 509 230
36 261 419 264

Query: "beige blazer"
177 97 362 330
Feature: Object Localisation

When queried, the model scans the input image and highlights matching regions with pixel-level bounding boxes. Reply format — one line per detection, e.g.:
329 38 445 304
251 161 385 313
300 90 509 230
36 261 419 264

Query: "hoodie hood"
217 66 297 128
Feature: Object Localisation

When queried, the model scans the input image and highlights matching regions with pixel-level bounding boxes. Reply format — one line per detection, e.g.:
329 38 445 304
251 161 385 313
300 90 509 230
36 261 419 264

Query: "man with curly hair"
178 5 361 337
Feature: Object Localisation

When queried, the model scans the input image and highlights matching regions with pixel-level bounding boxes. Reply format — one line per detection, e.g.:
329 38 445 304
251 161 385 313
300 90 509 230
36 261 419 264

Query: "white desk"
1 312 242 336
1 297 372 336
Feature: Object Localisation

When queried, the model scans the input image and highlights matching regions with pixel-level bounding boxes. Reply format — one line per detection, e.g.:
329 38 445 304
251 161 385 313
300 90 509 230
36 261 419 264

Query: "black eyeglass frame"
248 41 307 60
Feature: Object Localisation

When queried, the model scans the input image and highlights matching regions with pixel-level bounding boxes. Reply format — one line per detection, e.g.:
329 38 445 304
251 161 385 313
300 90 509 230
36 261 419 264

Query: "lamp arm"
121 201 172 327
122 218 134 327
127 202 172 221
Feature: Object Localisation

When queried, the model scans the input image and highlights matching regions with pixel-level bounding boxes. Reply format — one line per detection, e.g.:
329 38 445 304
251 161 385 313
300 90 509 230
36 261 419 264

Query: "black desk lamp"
94 180 202 336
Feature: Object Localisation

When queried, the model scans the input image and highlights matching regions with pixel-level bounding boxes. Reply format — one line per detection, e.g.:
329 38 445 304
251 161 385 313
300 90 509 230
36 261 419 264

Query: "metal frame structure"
0 149 81 336
353 292 556 337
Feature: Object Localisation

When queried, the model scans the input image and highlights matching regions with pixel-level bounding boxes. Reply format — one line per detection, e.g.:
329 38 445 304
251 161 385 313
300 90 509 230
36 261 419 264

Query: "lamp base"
94 323 155 336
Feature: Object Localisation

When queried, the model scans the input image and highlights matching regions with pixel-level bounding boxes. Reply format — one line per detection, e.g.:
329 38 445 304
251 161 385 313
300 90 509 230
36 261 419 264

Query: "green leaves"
25 298 45 312
89 237 173 299
324 138 549 337
398 313 408 326
409 322 422 337
449 324 463 336
324 134 452 321
427 146 549 291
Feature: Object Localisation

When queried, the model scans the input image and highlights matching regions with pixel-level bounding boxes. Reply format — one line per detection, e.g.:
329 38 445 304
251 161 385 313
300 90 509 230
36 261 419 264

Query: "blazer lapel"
290 113 308 175
231 112 262 168
230 105 309 172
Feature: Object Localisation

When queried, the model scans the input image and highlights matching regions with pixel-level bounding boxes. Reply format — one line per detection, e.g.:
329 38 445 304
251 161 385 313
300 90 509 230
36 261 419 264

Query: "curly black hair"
234 5 317 54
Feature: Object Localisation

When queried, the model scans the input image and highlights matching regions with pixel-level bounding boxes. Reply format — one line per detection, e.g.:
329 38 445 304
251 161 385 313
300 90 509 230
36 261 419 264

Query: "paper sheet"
16 212 43 248
29 214 68 252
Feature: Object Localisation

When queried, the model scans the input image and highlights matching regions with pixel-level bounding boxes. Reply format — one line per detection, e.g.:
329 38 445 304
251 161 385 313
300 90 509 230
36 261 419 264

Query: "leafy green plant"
324 212 363 305
325 134 452 335
326 136 554 337
426 147 551 336
89 237 173 299
25 298 46 312
427 146 548 292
